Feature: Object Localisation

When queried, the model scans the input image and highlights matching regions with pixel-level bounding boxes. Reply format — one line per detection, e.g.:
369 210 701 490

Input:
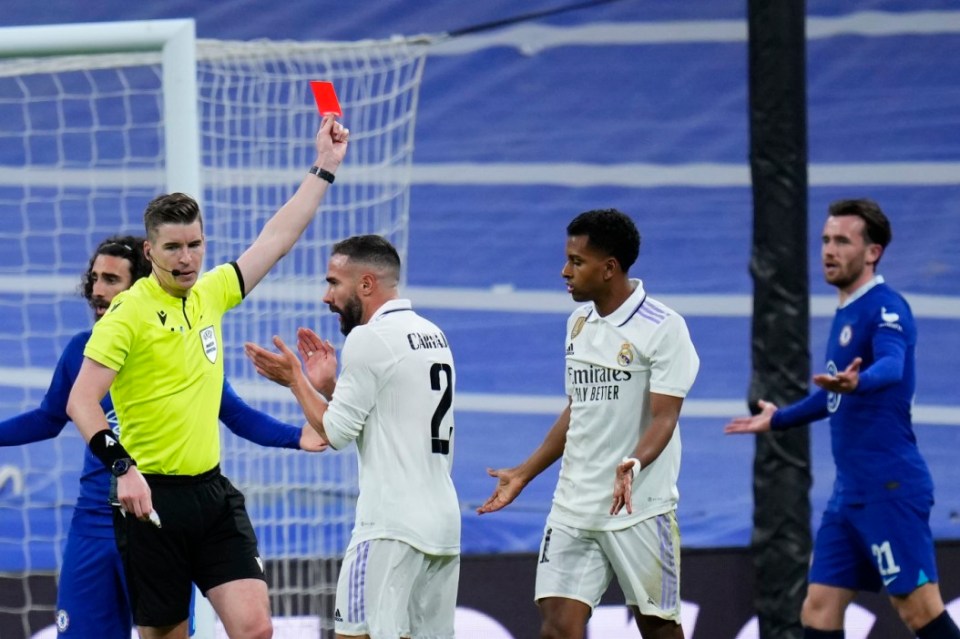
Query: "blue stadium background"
1 0 959 572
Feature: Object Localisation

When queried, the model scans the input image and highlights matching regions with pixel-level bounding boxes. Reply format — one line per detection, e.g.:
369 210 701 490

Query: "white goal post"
0 19 202 199
0 19 428 639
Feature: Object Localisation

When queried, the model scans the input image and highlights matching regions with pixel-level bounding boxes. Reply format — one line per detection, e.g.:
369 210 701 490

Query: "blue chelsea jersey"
38 330 116 537
824 280 933 506
4 330 304 538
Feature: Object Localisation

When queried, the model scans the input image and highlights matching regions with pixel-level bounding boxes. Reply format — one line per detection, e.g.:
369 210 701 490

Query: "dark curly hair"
80 234 151 302
566 208 642 273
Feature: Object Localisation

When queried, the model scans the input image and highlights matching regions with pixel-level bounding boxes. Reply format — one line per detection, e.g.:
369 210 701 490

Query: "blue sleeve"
0 333 86 445
770 389 830 430
855 328 906 394
219 379 301 449
0 408 66 445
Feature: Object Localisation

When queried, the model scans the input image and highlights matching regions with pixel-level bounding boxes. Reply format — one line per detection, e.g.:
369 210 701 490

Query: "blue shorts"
56 532 133 639
810 496 938 596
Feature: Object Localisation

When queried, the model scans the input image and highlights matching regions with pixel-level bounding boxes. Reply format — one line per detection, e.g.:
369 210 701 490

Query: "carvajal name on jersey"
406 331 449 350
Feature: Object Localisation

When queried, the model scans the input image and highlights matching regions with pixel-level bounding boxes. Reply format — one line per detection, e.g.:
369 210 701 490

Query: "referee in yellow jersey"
66 116 349 639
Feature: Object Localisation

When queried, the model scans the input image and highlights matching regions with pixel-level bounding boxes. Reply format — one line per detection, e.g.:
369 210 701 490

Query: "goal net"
0 20 427 639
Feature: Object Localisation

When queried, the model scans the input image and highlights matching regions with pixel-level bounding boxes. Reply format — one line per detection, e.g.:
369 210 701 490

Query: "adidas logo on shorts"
334 608 343 622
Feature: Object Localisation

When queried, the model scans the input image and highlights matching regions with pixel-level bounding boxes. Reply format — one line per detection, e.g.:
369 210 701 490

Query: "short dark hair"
80 234 151 301
566 208 641 273
828 198 892 248
332 235 402 279
828 198 892 266
143 192 203 240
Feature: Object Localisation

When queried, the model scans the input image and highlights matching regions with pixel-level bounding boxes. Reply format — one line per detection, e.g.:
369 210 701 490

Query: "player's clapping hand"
723 399 777 435
477 467 526 515
610 459 638 516
297 327 337 398
244 335 304 388
299 422 330 453
813 357 861 394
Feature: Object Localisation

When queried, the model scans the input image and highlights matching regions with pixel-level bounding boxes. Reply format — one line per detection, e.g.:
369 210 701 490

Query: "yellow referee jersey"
84 263 243 475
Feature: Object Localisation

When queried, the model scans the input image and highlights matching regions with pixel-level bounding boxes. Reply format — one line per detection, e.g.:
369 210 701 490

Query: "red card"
310 81 342 117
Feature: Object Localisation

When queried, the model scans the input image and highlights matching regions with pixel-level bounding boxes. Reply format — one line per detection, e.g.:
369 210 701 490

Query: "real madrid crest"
571 315 587 340
839 324 852 347
200 325 218 363
617 342 634 366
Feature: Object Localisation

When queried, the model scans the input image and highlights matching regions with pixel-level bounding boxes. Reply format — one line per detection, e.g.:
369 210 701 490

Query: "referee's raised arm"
235 115 349 295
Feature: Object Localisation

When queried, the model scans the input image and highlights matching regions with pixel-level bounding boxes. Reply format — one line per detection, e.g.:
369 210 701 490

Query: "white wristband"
622 456 641 479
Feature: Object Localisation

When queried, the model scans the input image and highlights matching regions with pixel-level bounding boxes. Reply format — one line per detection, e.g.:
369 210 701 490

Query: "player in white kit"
245 234 460 639
479 209 699 639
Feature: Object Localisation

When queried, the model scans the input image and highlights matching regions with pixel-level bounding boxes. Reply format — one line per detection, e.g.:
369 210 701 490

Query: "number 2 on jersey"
430 362 453 454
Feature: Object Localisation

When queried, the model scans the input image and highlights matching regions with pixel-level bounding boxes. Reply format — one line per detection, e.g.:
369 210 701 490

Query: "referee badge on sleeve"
200 326 218 363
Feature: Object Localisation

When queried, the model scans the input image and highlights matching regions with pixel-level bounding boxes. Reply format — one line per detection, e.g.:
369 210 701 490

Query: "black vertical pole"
747 1 812 638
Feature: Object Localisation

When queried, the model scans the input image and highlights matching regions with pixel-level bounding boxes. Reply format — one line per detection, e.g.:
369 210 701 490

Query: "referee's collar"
588 279 647 327
370 298 413 322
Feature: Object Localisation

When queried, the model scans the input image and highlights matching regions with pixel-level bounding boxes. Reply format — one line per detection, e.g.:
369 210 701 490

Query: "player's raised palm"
477 467 525 515
244 335 303 387
297 326 337 397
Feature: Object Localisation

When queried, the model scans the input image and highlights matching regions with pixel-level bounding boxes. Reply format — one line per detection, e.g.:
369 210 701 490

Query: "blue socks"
917 611 960 639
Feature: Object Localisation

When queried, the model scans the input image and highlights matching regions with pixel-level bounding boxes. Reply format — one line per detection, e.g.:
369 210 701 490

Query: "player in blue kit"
0 234 326 639
725 199 960 639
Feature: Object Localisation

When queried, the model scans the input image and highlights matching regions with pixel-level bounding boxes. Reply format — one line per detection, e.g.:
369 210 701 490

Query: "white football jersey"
323 299 460 556
549 279 699 531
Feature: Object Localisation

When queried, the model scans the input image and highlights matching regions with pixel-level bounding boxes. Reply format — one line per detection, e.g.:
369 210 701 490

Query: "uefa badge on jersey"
617 342 634 367
571 315 587 340
200 325 218 363
839 324 852 347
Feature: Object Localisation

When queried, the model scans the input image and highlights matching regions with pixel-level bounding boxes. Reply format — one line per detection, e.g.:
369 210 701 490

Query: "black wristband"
308 165 335 184
89 428 134 470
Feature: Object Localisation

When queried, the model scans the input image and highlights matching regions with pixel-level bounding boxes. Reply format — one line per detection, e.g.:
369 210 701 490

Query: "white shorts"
335 538 460 639
534 511 681 621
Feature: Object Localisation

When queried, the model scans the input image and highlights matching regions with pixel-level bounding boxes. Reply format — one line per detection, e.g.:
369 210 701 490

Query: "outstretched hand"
813 357 862 394
244 335 303 388
610 459 639 515
297 327 337 397
476 467 525 515
723 399 778 435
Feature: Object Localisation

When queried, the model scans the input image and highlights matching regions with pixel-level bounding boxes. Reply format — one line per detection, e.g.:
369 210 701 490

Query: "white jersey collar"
839 275 884 309
588 278 647 326
370 298 413 322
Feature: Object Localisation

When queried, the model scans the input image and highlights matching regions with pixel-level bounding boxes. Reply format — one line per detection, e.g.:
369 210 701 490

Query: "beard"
333 294 363 336
824 262 864 290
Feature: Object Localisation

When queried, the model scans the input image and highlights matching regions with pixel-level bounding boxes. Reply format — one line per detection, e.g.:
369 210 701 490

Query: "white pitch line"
1 161 958 189
0 277 958 319
2 369 958 426
429 11 960 56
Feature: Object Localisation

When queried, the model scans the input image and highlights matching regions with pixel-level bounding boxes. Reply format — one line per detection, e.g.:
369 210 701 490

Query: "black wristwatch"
111 457 137 478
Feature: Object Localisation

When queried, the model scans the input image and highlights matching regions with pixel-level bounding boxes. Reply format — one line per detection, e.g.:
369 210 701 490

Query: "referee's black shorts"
112 465 265 627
